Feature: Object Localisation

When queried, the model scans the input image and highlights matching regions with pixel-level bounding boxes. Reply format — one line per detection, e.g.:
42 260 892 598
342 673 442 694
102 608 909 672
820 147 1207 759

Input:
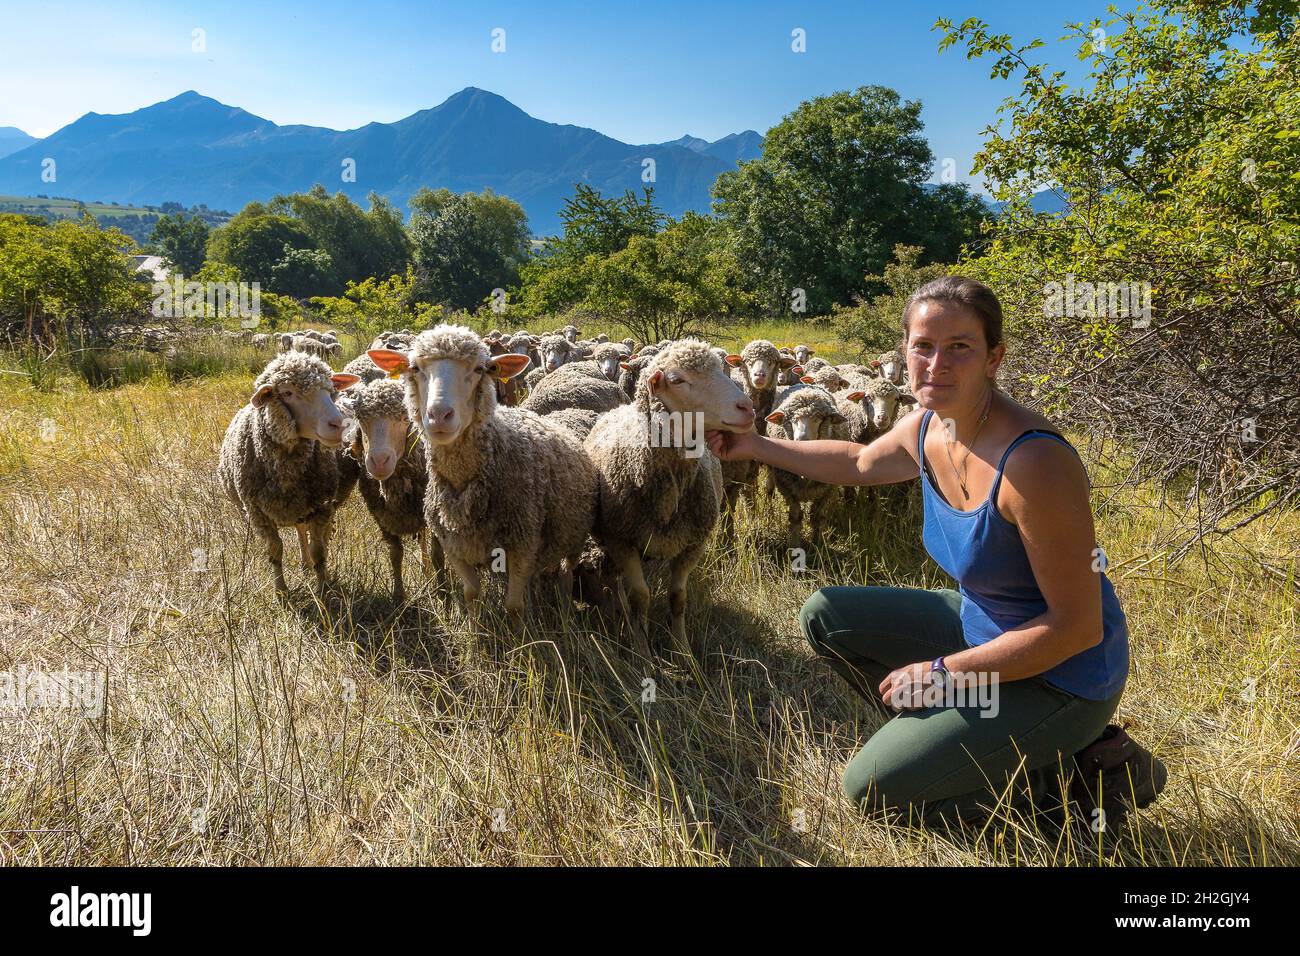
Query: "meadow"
0 320 1295 865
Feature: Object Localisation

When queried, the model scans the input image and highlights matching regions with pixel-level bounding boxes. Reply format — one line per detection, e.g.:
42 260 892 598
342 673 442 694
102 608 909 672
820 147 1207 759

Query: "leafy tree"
514 185 663 315
832 244 953 358
268 185 409 287
149 212 210 275
310 268 426 341
936 0 1300 552
712 85 989 314
270 245 336 299
206 209 323 290
583 211 752 342
409 188 530 312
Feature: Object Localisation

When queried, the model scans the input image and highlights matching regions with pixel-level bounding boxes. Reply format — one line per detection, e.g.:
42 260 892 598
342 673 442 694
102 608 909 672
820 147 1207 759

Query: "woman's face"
905 300 1004 413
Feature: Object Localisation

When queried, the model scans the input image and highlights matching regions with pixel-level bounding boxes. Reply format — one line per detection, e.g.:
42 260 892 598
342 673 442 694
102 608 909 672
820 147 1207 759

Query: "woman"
706 276 1166 829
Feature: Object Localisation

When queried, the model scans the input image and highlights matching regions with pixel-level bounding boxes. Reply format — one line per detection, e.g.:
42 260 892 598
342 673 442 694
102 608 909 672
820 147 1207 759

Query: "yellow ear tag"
388 369 402 380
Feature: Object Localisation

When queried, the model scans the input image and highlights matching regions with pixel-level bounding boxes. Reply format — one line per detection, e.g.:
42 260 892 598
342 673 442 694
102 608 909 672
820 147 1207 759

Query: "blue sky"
1 0 1132 191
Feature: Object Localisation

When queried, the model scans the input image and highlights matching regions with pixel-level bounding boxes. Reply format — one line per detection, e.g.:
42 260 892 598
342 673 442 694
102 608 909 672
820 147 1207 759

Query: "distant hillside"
0 127 38 160
0 194 231 245
0 89 768 235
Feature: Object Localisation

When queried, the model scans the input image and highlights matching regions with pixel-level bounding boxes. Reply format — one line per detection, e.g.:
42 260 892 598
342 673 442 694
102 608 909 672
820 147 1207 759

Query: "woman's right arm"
706 409 923 487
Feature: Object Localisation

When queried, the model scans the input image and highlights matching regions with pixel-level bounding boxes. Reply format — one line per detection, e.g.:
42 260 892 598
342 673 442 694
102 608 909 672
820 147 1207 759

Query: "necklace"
944 387 994 500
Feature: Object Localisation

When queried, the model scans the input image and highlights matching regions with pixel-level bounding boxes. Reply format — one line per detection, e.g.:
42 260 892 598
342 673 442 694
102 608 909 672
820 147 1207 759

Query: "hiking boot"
1070 723 1168 826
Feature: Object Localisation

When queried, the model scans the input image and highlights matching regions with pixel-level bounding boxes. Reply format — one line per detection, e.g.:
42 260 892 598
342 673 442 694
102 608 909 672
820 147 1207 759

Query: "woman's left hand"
879 662 933 710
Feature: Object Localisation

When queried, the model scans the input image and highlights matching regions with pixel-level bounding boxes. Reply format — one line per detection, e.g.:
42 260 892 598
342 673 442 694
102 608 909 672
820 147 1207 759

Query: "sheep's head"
793 344 814 365
806 366 848 392
250 351 358 449
637 339 755 434
844 378 917 431
592 343 623 381
728 339 796 392
767 386 845 442
368 324 528 447
876 350 905 384
539 334 574 373
562 324 579 343
344 378 413 481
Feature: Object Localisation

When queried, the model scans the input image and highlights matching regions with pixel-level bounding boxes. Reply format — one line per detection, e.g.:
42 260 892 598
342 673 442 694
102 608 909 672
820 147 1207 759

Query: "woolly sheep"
367 326 597 631
875 350 906 385
217 351 360 596
720 339 798 524
766 386 849 549
342 377 442 604
583 339 756 657
521 360 628 417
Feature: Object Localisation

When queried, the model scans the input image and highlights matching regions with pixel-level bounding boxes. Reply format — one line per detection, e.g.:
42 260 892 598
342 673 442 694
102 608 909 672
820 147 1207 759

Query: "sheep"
538 334 583 374
583 339 756 657
621 337 636 353
616 352 654 402
251 333 272 349
562 324 580 343
485 331 532 408
523 367 546 392
342 377 442 604
544 406 601 440
521 360 628 417
765 386 849 550
342 353 386 385
367 325 597 631
875 350 906 385
802 356 830 373
217 351 360 596
838 377 918 508
720 339 798 525
590 343 625 382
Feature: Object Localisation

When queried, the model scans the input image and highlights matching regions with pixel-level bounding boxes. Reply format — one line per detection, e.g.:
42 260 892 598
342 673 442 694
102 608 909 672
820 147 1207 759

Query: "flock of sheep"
217 321 915 658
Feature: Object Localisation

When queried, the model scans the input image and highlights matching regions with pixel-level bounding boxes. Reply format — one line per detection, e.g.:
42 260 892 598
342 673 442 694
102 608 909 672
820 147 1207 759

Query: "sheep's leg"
307 517 331 597
503 551 536 634
786 496 805 552
451 556 480 624
667 544 703 658
763 466 776 497
257 520 288 595
296 524 311 568
616 549 653 659
385 531 405 605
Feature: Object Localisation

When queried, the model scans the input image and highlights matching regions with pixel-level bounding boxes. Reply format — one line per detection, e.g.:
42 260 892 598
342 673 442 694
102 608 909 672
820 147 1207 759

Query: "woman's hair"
901 276 1004 351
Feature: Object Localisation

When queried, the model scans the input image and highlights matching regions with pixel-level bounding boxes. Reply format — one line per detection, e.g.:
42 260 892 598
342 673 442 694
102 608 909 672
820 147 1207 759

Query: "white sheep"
766 385 849 549
583 339 756 657
367 325 597 633
217 351 360 596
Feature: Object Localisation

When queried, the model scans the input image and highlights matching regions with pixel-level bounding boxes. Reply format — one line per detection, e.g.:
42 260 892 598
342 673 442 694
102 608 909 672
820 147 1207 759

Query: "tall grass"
0 329 1294 866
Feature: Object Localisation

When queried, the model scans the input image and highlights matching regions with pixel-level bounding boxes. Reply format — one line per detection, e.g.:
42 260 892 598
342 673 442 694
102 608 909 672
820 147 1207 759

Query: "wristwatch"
930 656 950 690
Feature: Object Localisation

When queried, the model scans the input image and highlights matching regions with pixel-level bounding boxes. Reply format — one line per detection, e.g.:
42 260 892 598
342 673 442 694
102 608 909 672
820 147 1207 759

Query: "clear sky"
0 0 1131 191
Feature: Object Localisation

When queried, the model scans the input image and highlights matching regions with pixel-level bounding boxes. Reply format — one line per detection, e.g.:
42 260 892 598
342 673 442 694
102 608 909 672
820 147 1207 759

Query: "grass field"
0 321 1295 865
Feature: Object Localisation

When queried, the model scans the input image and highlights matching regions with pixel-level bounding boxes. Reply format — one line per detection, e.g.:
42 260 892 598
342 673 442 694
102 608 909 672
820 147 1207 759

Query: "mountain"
653 130 764 164
0 89 766 234
0 127 39 160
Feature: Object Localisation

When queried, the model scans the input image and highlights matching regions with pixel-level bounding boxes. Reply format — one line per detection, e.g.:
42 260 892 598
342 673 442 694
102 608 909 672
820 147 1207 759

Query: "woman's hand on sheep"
706 428 762 462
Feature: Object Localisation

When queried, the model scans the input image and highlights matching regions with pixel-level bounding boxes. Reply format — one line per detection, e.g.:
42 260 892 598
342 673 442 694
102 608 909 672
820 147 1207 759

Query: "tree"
831 244 954 359
149 212 210 275
409 188 530 312
514 185 663 315
268 185 410 287
712 85 989 314
936 0 1300 555
205 209 327 292
583 212 752 342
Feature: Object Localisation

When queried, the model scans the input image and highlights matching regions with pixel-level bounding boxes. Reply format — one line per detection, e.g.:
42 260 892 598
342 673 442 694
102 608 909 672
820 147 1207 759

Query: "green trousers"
799 586 1124 827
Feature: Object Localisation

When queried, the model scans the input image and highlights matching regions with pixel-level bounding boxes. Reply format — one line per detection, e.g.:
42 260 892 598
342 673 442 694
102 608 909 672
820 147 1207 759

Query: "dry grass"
0 326 1295 866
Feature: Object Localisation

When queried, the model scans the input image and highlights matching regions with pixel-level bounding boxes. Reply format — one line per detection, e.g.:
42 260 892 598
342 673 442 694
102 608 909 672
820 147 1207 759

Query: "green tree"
936 0 1300 551
268 185 409 287
409 188 530 312
206 208 323 291
148 212 210 275
712 85 989 314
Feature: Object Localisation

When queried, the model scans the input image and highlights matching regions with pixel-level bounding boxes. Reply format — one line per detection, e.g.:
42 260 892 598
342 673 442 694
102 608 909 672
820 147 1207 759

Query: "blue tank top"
918 410 1129 700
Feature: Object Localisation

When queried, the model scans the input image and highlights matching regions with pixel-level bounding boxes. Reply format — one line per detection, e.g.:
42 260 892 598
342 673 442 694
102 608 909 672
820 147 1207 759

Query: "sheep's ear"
779 355 799 369
791 365 804 376
846 390 866 403
368 349 410 378
619 361 631 371
898 393 918 406
490 353 531 381
724 354 743 368
765 411 786 425
331 373 360 391
828 411 847 426
870 360 881 369
251 384 276 408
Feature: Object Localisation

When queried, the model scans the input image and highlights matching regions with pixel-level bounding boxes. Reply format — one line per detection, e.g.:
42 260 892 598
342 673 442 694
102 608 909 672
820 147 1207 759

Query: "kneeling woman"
707 276 1165 828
